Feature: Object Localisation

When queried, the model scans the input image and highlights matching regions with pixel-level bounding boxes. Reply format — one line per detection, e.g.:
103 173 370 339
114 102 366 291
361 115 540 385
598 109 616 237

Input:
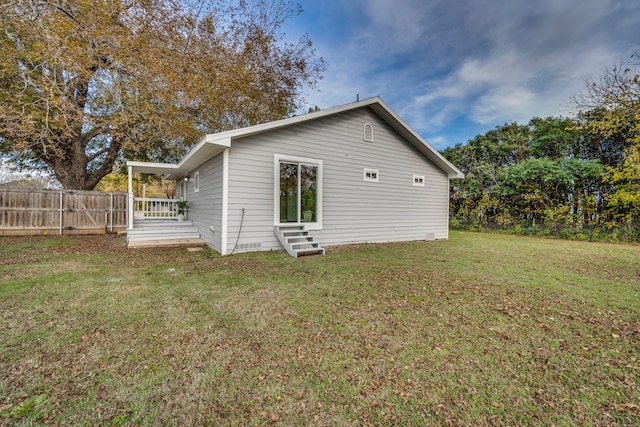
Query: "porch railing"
133 197 177 219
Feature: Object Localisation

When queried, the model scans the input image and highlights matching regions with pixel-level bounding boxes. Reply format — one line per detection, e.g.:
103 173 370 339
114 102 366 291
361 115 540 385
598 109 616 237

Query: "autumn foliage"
0 0 324 189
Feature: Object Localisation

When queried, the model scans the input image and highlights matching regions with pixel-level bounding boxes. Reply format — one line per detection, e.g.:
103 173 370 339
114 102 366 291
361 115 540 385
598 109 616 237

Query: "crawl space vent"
236 242 262 251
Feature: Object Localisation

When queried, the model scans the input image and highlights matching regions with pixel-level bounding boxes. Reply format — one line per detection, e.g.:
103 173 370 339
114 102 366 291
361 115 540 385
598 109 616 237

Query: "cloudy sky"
282 0 640 150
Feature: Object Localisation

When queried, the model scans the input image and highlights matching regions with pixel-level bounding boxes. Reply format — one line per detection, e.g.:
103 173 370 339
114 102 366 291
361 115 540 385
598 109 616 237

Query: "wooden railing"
133 197 177 219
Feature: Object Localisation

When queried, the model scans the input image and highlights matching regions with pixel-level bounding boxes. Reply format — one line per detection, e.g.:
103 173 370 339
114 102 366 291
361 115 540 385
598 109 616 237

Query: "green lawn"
1 231 639 426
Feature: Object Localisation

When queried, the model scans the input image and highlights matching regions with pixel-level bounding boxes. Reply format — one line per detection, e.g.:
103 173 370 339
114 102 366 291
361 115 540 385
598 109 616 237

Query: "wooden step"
295 247 325 256
132 220 194 230
127 221 201 246
128 238 207 249
128 227 199 237
291 242 319 249
282 230 308 236
274 225 324 258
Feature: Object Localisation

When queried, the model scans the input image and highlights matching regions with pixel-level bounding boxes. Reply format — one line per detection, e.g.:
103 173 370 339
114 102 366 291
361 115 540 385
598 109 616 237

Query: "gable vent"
363 123 374 142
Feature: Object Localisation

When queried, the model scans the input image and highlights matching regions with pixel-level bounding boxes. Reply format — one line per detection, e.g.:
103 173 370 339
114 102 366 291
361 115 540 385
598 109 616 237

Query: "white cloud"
293 0 640 143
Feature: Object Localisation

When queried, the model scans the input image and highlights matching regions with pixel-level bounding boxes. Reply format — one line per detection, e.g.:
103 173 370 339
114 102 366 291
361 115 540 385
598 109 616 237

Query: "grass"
0 231 639 426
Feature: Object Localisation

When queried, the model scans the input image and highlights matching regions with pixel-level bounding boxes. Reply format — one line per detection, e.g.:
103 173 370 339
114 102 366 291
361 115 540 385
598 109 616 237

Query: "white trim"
126 98 463 180
221 149 229 255
445 178 450 240
363 168 379 182
274 153 323 230
198 98 463 179
127 165 133 230
413 174 425 187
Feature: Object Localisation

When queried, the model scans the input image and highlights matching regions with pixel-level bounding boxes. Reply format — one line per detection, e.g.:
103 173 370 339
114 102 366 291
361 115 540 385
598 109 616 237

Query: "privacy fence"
0 188 127 236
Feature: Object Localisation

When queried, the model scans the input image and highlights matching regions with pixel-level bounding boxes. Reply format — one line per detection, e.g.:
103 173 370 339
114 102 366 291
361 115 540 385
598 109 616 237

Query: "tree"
573 58 640 226
529 116 579 159
442 117 606 232
0 0 325 189
442 122 533 226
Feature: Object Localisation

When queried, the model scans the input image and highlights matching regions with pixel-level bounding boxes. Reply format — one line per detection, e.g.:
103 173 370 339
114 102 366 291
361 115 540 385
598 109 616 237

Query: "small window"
363 168 379 182
363 123 374 142
413 175 425 187
193 171 200 192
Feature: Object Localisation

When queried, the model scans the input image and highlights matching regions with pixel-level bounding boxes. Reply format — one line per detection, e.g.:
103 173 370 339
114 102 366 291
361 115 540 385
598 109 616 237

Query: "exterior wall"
224 107 450 254
183 152 224 252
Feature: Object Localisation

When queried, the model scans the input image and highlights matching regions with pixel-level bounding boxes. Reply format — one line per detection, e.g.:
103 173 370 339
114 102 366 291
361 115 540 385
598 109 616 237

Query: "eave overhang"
126 97 464 181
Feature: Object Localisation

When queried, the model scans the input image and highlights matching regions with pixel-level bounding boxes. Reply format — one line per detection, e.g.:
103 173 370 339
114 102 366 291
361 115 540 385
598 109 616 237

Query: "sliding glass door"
279 161 319 224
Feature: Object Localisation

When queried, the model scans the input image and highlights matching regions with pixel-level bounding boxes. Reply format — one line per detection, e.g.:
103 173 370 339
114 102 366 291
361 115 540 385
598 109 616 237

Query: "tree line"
441 62 640 242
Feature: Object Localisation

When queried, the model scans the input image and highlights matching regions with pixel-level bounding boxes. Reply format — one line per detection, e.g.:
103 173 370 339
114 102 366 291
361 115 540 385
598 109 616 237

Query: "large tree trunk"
46 135 123 190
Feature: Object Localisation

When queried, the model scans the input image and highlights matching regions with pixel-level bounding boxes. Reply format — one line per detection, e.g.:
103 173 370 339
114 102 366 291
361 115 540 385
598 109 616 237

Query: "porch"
125 163 206 248
127 197 206 248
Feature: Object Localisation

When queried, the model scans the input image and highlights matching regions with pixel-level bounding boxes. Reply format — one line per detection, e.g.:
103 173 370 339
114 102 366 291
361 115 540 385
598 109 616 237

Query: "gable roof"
127 97 464 179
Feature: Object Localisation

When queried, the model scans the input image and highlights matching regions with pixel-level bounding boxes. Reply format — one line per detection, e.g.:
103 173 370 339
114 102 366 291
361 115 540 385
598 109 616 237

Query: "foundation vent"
236 242 262 251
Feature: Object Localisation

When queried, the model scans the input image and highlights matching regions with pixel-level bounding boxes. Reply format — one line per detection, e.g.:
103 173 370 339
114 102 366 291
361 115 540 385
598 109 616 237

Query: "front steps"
127 219 206 248
274 225 325 258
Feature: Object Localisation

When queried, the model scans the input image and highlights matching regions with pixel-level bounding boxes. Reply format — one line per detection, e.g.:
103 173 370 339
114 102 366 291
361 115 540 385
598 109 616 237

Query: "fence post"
109 192 114 233
59 190 63 235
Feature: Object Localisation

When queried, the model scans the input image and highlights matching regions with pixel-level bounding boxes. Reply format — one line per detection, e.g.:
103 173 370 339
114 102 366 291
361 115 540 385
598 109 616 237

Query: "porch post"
127 165 133 230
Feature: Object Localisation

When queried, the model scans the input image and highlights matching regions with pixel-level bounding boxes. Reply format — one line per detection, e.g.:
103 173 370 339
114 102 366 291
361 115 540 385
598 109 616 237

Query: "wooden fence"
0 188 127 236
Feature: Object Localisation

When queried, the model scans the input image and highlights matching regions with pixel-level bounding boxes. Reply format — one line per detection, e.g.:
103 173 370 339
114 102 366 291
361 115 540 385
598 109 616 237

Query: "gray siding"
224 107 450 254
184 153 224 252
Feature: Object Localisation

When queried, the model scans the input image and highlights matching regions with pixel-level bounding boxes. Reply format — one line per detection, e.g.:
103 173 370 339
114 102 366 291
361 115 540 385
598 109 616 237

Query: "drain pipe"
230 208 246 255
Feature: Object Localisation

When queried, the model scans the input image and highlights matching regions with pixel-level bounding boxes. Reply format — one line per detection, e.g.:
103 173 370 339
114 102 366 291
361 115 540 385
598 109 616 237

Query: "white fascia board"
203 97 385 144
202 97 464 180
369 101 465 180
164 137 231 180
125 161 179 176
128 96 463 180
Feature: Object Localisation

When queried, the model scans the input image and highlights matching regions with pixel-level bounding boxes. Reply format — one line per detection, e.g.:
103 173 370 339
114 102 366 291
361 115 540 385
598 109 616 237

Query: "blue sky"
282 0 640 150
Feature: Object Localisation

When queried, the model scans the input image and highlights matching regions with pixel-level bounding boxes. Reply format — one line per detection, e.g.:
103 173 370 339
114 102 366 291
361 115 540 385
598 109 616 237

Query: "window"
193 171 200 192
363 123 374 142
413 175 425 186
275 154 322 228
363 168 379 182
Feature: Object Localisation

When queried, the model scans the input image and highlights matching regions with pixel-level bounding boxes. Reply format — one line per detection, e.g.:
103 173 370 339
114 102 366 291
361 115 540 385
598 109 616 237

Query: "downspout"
221 148 229 255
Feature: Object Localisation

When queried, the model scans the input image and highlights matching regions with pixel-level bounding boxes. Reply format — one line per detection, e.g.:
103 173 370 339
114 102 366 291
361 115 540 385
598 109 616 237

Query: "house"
126 97 464 256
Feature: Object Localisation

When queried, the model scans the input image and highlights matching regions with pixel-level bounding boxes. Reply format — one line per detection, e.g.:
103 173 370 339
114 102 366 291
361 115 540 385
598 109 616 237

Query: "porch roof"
126 138 231 180
126 161 178 176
